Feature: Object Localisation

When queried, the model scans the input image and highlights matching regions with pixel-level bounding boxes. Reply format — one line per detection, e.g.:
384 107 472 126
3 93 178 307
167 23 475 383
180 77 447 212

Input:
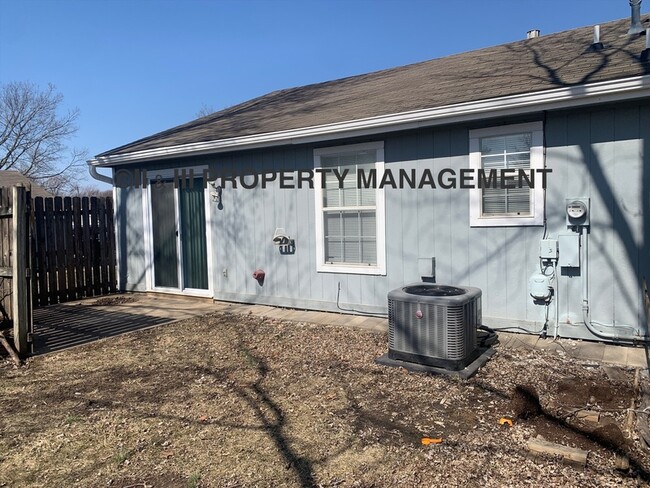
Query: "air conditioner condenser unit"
387 283 482 371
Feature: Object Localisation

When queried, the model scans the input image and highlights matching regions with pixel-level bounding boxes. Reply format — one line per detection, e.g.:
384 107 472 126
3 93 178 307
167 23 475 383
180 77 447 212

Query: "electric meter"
567 201 587 219
565 198 590 226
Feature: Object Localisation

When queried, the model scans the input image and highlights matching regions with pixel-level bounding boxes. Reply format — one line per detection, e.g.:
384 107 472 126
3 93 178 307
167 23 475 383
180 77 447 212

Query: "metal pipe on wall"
580 226 645 341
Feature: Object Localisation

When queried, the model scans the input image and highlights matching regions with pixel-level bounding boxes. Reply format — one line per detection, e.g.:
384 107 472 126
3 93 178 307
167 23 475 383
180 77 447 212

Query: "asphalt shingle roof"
99 15 650 158
0 171 54 198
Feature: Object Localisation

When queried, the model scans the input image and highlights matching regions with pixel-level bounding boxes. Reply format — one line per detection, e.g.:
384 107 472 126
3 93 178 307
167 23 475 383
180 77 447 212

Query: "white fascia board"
92 74 650 167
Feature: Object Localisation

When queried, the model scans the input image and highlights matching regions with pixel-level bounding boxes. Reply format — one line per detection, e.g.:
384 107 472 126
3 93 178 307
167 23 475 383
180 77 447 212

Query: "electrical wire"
483 324 547 335
541 299 550 339
336 282 388 317
539 258 555 279
553 261 559 339
476 325 498 347
541 110 548 240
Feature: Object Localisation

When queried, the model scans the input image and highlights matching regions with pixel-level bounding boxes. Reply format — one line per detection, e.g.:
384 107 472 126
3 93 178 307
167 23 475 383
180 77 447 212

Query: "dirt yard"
1 311 648 487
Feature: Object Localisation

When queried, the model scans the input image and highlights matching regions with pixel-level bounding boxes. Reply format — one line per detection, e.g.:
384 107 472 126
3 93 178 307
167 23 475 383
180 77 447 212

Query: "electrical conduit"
580 226 648 342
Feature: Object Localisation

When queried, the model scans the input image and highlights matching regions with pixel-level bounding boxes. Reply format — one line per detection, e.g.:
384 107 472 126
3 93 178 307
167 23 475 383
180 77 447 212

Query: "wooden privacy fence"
0 185 117 355
32 195 117 306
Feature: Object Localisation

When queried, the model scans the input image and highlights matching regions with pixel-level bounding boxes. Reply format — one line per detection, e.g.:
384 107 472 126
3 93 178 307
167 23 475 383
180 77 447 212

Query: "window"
469 122 544 227
314 142 386 275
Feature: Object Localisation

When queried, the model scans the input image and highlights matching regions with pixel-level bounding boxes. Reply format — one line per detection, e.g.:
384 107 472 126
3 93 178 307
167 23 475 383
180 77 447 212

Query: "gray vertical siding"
546 104 648 336
117 100 649 340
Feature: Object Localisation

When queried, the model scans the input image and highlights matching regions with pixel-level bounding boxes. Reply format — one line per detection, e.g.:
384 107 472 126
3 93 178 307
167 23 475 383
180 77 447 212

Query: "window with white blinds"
480 132 532 216
469 122 544 227
314 142 386 275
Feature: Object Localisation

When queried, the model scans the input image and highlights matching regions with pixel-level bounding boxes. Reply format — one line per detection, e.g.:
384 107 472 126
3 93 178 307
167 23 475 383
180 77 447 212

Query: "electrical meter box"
566 197 590 227
539 239 558 259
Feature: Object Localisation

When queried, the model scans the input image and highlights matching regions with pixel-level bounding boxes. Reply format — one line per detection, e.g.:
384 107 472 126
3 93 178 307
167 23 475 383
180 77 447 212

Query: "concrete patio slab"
603 348 626 366
626 349 649 369
30 293 649 371
497 331 648 370
32 294 218 355
572 342 606 363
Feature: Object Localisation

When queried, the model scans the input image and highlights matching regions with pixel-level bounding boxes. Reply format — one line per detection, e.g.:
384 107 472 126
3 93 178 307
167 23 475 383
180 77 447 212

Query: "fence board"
12 185 31 355
81 197 92 297
97 198 108 295
90 198 100 296
0 188 11 322
54 197 66 303
72 197 84 299
44 198 57 305
33 197 47 307
29 197 36 308
63 197 76 301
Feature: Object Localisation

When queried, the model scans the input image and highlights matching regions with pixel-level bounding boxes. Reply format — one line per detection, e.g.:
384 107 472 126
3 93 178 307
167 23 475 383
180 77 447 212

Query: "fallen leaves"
0 311 646 487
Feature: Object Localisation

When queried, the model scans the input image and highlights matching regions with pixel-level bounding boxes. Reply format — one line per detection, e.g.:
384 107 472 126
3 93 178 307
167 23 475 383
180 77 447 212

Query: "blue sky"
0 0 643 188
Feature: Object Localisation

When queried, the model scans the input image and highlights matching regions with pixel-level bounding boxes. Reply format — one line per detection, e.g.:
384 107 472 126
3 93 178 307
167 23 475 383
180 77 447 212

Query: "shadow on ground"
32 305 171 354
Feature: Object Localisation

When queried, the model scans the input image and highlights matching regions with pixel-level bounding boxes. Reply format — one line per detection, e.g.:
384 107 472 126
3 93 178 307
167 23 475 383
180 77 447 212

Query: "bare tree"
0 81 87 193
195 103 216 118
68 183 112 198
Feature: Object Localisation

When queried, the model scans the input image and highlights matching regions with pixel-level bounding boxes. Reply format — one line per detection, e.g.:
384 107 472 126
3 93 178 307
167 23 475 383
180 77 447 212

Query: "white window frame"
314 141 386 275
469 121 544 227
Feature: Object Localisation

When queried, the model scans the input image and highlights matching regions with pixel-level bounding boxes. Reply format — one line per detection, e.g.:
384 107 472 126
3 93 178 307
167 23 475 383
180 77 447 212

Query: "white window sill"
470 214 543 227
317 263 386 275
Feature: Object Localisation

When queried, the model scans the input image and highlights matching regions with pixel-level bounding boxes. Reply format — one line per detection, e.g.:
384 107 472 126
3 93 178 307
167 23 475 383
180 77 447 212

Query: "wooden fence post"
12 185 31 356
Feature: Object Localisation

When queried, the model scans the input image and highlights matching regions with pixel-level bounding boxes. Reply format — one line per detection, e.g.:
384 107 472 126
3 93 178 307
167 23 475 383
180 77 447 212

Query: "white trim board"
91 75 650 166
112 173 121 289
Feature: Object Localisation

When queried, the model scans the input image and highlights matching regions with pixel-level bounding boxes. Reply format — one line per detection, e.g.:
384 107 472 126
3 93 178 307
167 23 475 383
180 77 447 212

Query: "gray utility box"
388 283 482 370
559 234 580 268
539 239 558 259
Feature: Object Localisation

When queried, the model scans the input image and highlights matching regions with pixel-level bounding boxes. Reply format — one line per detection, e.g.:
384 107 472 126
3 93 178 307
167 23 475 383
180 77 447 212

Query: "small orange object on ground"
421 437 443 445
499 417 514 426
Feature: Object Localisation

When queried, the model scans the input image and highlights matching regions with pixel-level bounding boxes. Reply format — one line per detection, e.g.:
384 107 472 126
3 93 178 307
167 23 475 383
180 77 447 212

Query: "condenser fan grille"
402 285 465 296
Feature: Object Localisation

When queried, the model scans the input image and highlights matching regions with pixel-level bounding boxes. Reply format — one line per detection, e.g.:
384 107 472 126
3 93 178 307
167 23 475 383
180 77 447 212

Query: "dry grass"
0 311 648 487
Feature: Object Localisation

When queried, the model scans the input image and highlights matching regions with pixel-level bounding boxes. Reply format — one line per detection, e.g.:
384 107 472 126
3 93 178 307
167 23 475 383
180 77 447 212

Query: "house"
0 170 54 198
90 14 650 344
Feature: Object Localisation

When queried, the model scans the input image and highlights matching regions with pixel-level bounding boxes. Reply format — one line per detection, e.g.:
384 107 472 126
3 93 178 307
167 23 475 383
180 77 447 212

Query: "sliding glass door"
150 179 209 292
151 183 179 288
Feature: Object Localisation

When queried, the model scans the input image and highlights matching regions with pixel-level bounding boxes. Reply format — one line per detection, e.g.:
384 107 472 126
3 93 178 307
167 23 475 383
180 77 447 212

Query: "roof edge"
92 74 650 167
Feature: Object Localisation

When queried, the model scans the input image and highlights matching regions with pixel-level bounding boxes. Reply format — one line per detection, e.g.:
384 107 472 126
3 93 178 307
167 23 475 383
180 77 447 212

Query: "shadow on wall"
522 24 649 339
